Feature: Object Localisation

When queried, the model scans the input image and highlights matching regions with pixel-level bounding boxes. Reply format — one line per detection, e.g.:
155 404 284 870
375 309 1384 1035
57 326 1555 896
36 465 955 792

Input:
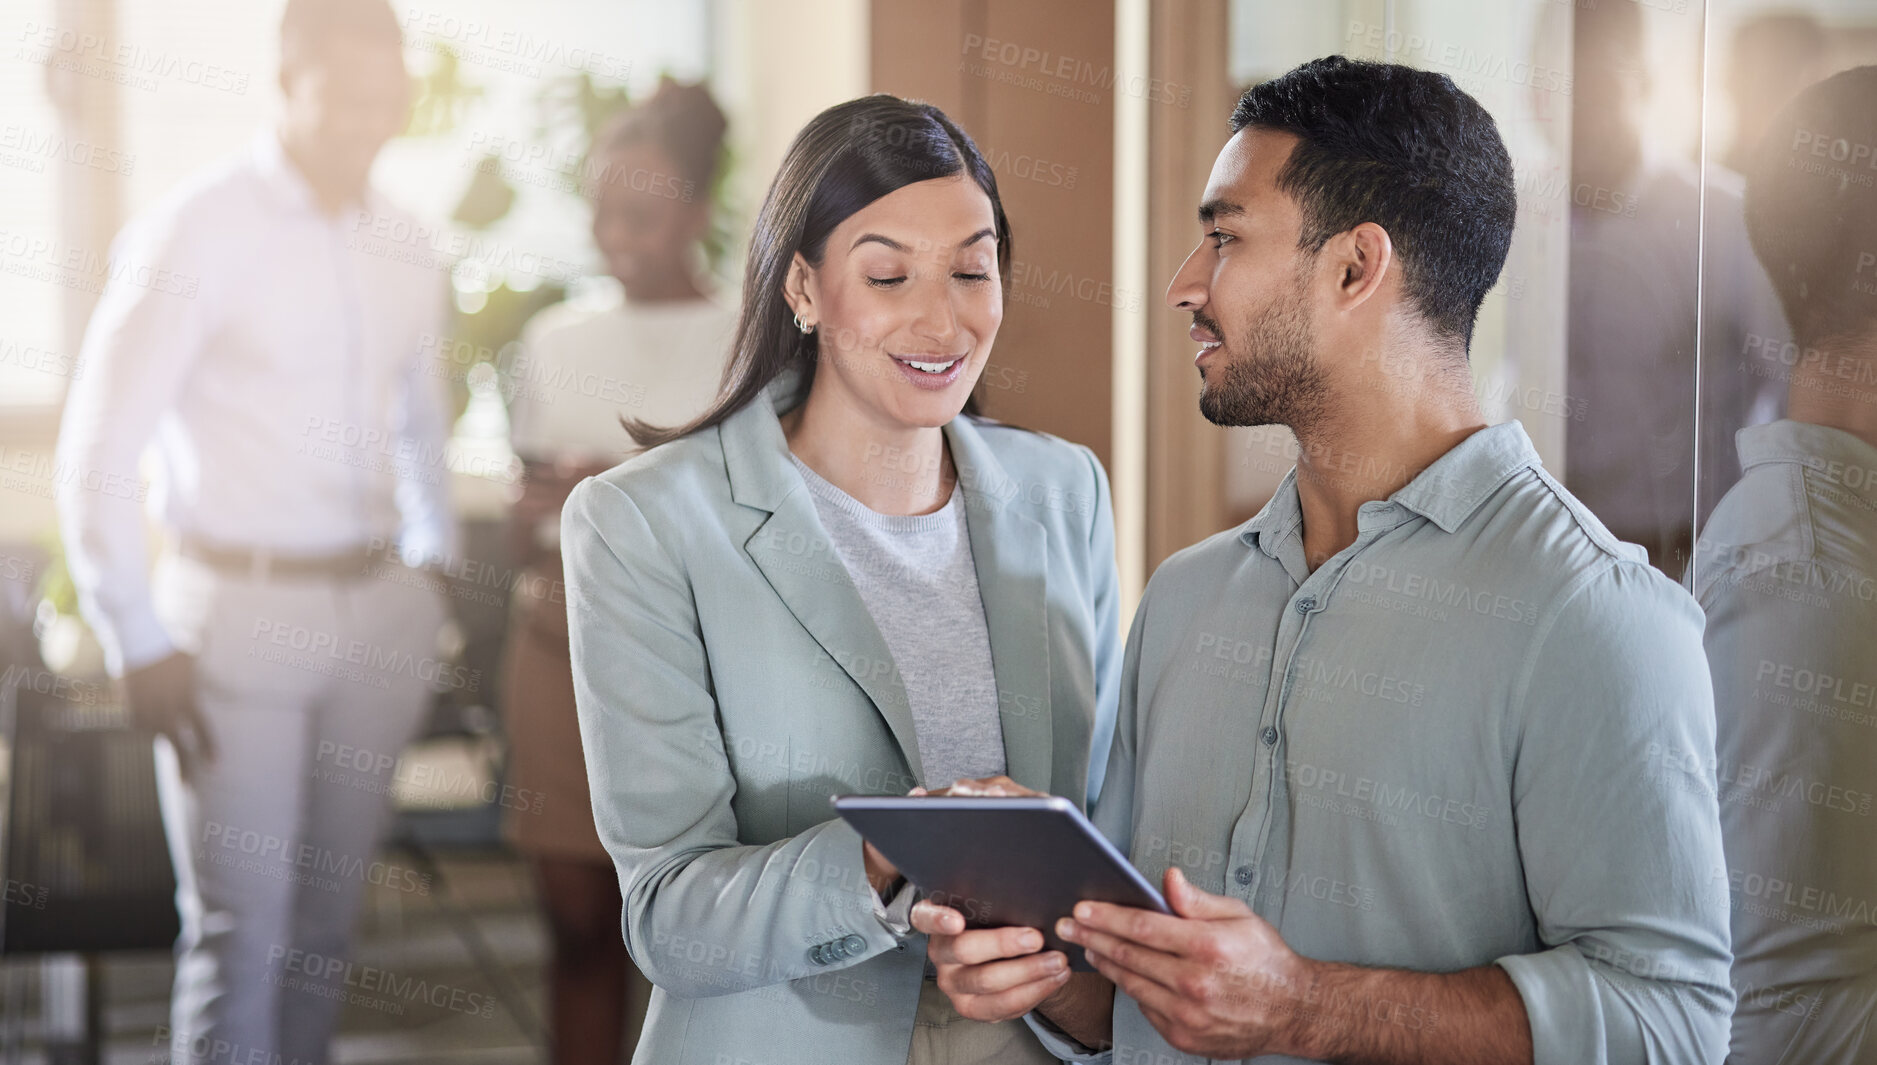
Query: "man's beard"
1196 281 1327 431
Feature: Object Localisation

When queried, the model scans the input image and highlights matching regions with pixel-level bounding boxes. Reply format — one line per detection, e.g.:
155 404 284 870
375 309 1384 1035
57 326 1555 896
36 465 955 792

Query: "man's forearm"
1036 972 1116 1052
1282 961 1532 1065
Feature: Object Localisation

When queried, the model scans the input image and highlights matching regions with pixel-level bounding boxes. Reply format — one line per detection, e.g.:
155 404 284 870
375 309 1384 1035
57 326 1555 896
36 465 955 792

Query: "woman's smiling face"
789 174 1004 431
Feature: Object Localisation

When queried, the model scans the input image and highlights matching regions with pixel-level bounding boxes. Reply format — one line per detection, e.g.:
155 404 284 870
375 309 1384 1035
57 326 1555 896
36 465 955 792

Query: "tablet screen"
833 794 1169 971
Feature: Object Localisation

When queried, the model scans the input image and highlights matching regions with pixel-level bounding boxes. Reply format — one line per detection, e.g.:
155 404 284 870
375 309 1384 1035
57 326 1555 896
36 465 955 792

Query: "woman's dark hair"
624 93 1013 448
585 76 729 196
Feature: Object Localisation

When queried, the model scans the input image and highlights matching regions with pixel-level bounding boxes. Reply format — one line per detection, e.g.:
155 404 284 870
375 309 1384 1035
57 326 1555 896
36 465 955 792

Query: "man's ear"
783 252 817 325
1323 222 1394 314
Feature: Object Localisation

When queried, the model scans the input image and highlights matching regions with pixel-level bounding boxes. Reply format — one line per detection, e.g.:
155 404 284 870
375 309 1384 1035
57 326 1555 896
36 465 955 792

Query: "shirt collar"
1238 421 1540 556
1240 467 1304 559
1737 419 1877 509
1391 421 1541 532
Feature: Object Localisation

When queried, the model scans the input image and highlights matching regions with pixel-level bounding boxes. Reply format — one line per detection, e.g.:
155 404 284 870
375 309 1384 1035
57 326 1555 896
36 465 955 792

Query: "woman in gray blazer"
561 94 1121 1065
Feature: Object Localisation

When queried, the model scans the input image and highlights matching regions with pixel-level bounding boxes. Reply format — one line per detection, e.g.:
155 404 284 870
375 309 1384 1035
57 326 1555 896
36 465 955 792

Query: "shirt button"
1234 865 1254 886
1295 596 1317 614
1261 726 1278 746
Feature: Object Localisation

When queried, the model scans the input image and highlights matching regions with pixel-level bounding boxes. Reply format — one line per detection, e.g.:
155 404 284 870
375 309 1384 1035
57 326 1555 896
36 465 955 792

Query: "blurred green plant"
406 46 484 139
35 526 76 618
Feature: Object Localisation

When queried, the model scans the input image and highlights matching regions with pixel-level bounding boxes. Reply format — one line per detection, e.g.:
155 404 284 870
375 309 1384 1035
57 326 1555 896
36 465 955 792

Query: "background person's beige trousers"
151 553 445 1065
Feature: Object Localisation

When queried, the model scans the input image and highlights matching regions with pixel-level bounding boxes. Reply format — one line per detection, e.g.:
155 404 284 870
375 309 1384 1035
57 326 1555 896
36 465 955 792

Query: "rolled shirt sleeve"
1496 560 1734 1065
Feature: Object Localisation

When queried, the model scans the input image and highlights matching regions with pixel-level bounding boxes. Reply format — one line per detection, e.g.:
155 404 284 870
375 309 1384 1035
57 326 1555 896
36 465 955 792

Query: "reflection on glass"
1695 54 1877 1063
1562 0 1789 575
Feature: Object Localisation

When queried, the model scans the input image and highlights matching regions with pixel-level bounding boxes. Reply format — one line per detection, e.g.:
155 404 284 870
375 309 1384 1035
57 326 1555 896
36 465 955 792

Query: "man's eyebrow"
1198 199 1245 226
851 228 998 253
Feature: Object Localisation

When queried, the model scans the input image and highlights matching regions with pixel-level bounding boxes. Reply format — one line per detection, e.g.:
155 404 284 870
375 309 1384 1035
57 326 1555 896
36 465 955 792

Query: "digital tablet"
832 794 1169 971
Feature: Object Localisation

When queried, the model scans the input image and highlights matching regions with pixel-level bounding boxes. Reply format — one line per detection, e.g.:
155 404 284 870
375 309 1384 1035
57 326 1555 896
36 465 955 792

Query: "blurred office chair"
0 546 179 1064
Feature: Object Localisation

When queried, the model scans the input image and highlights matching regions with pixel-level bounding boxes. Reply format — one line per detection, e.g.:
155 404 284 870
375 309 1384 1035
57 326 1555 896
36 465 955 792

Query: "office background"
0 0 1873 1061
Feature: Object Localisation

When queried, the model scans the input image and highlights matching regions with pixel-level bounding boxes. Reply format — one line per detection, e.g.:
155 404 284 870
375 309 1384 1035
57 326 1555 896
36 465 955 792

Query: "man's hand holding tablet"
907 777 1325 1060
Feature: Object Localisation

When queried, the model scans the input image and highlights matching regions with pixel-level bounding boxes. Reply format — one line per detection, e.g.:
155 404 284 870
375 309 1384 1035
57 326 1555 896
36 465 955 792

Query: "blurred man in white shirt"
54 2 454 1061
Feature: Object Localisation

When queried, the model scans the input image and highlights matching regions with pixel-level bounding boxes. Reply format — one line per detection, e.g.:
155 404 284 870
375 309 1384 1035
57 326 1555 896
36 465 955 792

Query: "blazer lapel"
723 382 926 786
947 418 1055 794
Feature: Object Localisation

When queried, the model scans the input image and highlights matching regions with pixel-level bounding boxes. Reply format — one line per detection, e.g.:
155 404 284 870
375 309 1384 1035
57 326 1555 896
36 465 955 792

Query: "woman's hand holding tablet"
878 777 1125 1050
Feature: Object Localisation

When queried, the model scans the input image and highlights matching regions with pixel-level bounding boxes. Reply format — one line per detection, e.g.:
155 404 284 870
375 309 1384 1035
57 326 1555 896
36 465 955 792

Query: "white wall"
712 0 869 288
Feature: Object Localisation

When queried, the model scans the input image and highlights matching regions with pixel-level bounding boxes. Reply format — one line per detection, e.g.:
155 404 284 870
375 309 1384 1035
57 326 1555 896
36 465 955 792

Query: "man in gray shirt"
1693 66 1877 1065
915 57 1732 1065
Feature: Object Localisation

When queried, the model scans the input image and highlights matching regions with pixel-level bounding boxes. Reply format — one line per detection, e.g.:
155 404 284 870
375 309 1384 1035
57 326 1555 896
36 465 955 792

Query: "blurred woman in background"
500 77 734 1065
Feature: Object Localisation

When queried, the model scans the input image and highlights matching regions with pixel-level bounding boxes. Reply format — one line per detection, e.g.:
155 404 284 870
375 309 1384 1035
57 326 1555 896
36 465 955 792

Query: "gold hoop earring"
792 312 815 335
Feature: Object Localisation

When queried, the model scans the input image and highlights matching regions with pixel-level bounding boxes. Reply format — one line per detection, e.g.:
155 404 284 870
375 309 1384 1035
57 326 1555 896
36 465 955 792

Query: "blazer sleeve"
562 476 904 997
1080 445 1122 808
1089 578 1150 863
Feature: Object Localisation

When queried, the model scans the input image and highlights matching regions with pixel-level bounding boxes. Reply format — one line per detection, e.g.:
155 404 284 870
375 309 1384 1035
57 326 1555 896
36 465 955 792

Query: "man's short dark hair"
281 0 402 67
1230 56 1517 346
1743 65 1877 348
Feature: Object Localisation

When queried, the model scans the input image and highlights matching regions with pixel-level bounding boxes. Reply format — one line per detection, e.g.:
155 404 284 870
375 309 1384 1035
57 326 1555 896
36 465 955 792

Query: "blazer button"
810 944 828 965
842 934 867 956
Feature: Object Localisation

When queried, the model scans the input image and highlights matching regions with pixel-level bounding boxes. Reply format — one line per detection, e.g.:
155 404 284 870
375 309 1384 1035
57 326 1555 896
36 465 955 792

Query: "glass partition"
1693 2 1877 1058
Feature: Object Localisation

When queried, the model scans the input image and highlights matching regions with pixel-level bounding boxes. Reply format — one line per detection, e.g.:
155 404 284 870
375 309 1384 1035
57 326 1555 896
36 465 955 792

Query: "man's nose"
1166 244 1210 311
